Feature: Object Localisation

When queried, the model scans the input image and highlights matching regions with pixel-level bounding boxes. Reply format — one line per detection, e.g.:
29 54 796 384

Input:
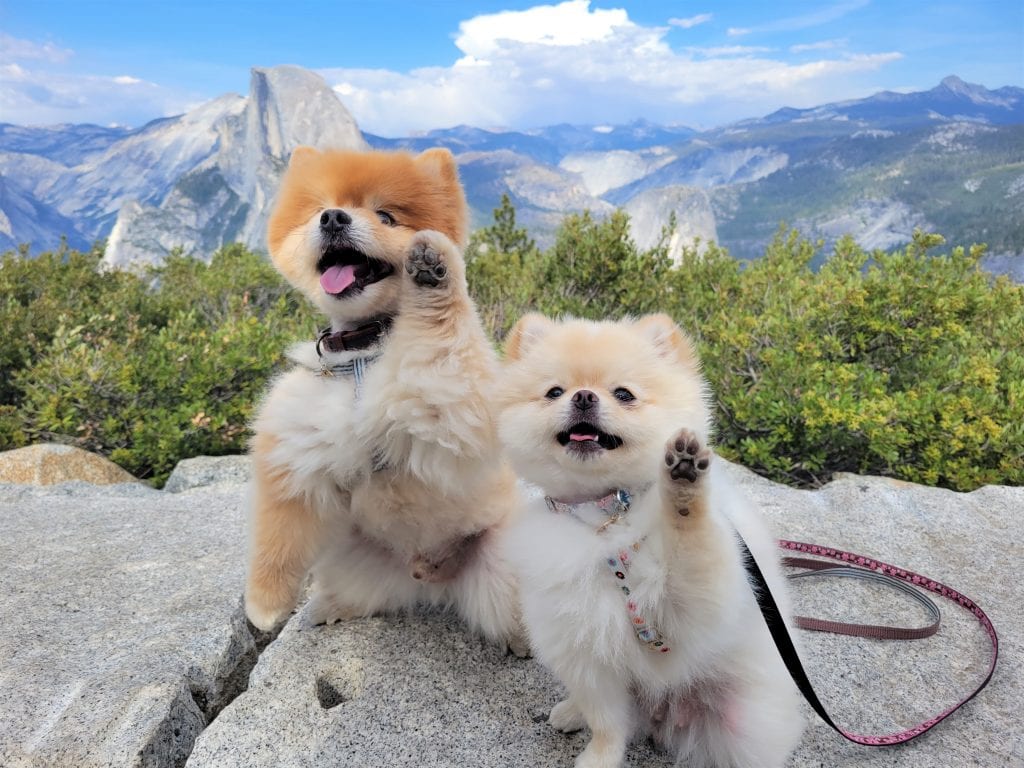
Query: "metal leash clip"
610 488 632 514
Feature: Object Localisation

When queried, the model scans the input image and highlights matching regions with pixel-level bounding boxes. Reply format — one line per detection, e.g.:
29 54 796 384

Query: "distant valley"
1 66 1021 277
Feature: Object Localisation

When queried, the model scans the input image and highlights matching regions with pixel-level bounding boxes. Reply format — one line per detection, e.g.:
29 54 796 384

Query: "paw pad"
406 242 448 286
664 428 711 483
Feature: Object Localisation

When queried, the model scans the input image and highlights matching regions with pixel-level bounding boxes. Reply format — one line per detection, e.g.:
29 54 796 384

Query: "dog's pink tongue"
570 433 599 442
320 265 356 294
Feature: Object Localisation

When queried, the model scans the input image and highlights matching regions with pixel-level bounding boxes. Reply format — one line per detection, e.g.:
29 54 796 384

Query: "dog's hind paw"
549 698 586 733
307 590 362 627
507 633 532 659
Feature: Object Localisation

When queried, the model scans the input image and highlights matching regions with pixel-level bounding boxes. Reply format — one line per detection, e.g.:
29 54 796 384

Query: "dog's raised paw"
664 428 712 484
406 239 449 287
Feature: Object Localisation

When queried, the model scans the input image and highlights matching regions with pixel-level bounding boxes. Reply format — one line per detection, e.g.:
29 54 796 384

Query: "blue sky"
2 0 1021 134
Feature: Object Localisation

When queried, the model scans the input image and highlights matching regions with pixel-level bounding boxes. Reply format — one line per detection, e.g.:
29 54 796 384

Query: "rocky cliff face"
103 67 367 267
624 185 718 262
0 66 366 260
2 73 1021 268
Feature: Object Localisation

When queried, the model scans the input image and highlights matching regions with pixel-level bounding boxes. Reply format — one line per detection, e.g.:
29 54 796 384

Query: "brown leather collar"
316 316 393 355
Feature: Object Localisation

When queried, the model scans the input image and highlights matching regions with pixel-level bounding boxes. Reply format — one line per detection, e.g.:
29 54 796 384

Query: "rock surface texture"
0 454 1019 768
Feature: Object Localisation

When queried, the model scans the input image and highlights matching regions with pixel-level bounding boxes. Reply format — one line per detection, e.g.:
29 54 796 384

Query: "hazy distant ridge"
0 70 1020 270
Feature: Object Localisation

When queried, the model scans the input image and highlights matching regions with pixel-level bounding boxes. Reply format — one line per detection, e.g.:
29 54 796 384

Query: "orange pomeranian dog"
243 147 525 654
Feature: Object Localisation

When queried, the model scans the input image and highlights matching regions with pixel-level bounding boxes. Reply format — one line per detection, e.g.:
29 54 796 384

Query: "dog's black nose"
320 209 351 233
571 389 598 411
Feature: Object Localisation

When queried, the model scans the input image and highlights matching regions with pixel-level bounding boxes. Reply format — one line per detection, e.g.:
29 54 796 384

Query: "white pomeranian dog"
498 313 804 768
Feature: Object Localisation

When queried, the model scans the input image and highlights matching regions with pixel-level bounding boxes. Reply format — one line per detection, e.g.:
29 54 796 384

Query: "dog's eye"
613 387 635 403
376 210 396 226
545 387 564 399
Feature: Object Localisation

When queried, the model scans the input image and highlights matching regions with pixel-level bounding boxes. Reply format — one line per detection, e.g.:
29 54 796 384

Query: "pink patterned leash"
737 536 999 746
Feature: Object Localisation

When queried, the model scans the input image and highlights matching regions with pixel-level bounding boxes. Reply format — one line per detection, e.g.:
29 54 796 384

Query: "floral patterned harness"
544 489 670 654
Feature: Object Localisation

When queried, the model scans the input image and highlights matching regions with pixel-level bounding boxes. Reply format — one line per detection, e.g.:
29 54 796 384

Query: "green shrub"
467 210 1024 491
466 195 543 341
2 243 315 485
537 208 676 320
3 209 1022 492
671 229 1024 490
466 195 677 340
0 241 149 405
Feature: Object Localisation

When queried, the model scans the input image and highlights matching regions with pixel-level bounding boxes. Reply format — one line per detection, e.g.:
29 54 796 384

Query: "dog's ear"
415 148 459 184
414 147 467 247
288 145 319 167
633 314 699 368
504 313 554 361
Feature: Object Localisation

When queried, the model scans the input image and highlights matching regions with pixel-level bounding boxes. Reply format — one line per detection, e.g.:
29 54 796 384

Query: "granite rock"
1 455 1020 768
187 461 1023 768
0 443 139 486
163 455 252 493
728 463 1020 767
0 481 257 768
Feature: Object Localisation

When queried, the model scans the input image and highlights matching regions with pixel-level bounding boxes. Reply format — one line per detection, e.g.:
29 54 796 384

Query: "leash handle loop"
740 537 999 746
785 559 942 640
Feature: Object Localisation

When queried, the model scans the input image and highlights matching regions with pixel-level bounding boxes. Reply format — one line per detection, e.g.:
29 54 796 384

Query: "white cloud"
668 13 713 29
752 52 903 89
727 27 752 37
1 63 27 79
790 39 846 53
454 0 630 58
0 37 193 127
689 45 774 57
319 1 903 135
0 33 73 64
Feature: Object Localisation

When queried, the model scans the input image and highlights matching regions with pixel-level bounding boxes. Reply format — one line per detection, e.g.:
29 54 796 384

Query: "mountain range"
0 66 1021 276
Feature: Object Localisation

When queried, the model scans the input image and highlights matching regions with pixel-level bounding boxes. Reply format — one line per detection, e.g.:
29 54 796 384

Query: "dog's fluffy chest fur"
253 337 508 554
255 345 377 493
509 481 765 694
512 494 685 679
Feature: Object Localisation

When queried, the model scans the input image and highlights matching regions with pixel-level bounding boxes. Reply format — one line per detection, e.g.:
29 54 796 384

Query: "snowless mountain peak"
1 71 1021 275
936 75 1015 107
245 65 365 159
102 65 367 267
940 75 970 91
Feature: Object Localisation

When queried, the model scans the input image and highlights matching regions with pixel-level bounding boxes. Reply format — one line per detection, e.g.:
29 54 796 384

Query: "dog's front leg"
400 229 478 335
660 427 713 523
244 435 325 631
370 229 499 488
567 672 634 768
658 427 735 587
